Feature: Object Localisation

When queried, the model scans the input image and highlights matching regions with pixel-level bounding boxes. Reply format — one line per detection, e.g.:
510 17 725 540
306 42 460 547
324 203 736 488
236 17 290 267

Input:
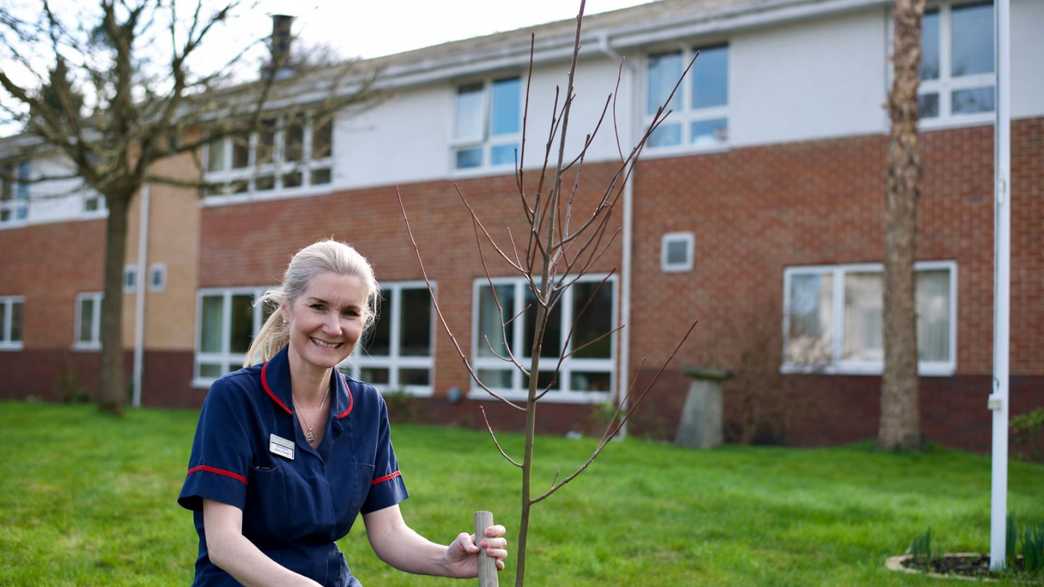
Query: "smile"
310 337 343 349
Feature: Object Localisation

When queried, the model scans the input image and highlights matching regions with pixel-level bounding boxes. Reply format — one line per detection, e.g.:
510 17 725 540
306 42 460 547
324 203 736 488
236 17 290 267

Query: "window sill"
449 165 517 180
641 141 730 161
73 343 101 352
919 113 993 132
192 377 215 390
0 342 24 351
780 362 956 377
374 385 433 398
467 388 609 404
201 183 336 208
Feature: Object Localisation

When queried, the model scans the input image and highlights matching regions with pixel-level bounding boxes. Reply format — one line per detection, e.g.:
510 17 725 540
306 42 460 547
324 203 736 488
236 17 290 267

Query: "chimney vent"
269 14 295 80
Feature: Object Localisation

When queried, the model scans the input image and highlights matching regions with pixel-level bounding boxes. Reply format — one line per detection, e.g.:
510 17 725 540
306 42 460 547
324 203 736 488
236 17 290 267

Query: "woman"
178 240 508 586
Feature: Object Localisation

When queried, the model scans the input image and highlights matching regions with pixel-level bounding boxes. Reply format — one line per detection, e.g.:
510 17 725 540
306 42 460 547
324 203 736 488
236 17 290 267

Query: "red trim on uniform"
187 465 248 485
261 362 293 414
335 372 354 419
371 470 401 485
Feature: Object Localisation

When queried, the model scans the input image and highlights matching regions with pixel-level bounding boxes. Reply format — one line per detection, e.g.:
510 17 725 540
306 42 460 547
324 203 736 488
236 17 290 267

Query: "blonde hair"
244 240 380 366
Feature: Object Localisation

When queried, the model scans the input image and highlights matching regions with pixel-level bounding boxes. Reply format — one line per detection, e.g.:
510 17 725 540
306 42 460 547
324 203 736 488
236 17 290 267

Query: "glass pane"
490 144 517 167
951 2 994 77
920 10 940 80
8 298 19 340
199 363 224 379
0 302 7 341
571 281 613 359
400 288 432 357
692 45 728 109
691 118 727 146
477 284 514 357
255 176 275 191
282 171 303 189
524 287 561 358
570 371 611 392
84 196 99 212
232 136 249 168
918 93 940 118
455 148 483 169
455 83 484 141
399 368 430 386
647 51 681 115
0 209 8 222
231 180 249 194
229 295 254 353
477 369 512 389
648 122 681 147
310 168 332 185
124 268 136 290
842 272 883 362
312 117 333 160
666 239 689 266
79 299 95 343
916 269 951 362
490 77 521 136
952 87 994 114
285 114 305 162
362 290 391 356
200 295 224 353
206 140 225 172
360 367 390 385
523 370 558 392
786 274 833 365
257 118 276 164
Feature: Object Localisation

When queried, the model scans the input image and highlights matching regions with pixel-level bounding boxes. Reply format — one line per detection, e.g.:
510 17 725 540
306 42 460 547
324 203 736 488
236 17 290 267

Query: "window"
646 44 729 149
0 296 24 349
123 265 138 293
75 292 103 350
918 1 994 121
661 232 695 272
452 77 521 170
202 113 334 198
195 288 275 385
471 276 616 401
83 191 105 214
782 262 957 375
149 263 167 292
340 283 435 396
1 161 30 225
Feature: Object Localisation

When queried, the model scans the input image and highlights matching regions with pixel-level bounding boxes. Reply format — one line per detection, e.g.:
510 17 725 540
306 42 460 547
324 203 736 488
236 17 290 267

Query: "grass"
1 401 1042 586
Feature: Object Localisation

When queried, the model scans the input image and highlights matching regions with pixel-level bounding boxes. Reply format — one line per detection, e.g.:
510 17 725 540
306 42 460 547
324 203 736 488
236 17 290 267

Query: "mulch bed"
888 553 1038 582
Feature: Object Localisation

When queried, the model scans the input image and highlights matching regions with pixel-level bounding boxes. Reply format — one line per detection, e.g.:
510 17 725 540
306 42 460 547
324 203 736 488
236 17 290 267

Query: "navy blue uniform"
178 347 408 586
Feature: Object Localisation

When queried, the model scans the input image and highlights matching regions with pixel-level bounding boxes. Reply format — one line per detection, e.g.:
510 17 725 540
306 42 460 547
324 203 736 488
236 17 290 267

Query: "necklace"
297 391 328 446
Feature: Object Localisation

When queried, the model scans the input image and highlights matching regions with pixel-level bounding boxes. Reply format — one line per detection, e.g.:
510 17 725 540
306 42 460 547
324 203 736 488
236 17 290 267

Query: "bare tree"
398 3 696 584
0 1 377 414
880 0 926 450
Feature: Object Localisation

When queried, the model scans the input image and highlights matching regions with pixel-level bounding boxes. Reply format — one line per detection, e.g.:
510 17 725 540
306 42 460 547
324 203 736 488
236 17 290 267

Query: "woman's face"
283 271 369 373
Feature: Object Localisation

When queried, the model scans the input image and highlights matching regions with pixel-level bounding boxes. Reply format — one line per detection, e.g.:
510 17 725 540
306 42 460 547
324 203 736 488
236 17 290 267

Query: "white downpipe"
597 33 636 439
988 0 1011 571
132 184 150 408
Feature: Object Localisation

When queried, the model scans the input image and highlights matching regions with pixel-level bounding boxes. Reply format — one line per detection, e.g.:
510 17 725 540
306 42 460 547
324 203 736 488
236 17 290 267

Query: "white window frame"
123 265 138 294
0 296 24 350
82 190 106 217
450 76 522 174
148 263 167 292
469 275 617 403
1 161 31 227
193 287 273 388
201 113 334 204
661 232 695 272
781 261 958 376
74 292 103 351
643 43 730 155
892 0 996 128
340 281 436 397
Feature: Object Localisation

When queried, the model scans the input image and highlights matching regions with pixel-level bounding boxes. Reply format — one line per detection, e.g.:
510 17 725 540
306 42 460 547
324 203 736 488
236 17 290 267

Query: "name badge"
269 433 295 460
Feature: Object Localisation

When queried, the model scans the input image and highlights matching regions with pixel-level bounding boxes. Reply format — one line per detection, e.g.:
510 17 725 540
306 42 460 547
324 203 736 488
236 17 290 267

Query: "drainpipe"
132 184 150 408
597 32 637 439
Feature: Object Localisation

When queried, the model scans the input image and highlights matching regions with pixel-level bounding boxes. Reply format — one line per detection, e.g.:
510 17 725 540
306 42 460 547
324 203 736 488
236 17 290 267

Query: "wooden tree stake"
474 511 498 587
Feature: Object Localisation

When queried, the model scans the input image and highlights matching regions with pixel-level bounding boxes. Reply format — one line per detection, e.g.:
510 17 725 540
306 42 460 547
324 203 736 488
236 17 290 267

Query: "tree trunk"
880 0 925 450
98 191 130 415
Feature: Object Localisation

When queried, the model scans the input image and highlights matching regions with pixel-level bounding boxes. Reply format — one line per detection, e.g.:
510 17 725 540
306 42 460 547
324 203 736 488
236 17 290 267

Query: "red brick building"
1 0 1041 451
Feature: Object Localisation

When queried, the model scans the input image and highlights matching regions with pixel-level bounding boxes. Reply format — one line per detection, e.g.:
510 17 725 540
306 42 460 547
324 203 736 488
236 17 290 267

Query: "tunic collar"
260 346 354 420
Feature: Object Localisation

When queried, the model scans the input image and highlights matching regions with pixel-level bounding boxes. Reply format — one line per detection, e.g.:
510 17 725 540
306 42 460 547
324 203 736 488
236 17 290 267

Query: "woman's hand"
443 524 509 578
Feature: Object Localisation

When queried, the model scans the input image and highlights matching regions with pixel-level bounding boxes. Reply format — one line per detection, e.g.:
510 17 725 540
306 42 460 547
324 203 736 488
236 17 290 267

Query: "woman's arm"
202 500 322 587
362 505 508 578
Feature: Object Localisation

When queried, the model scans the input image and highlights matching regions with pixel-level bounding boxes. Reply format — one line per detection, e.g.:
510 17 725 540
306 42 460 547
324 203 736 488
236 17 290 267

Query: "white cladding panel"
334 56 632 188
730 8 888 147
26 157 94 222
1012 0 1044 119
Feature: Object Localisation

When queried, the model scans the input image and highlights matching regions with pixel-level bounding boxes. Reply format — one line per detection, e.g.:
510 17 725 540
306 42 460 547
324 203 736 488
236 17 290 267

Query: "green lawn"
1 401 1041 586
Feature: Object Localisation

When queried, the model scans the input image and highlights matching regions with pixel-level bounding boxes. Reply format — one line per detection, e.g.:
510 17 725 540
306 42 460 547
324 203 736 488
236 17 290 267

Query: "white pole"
988 0 1011 571
132 184 150 408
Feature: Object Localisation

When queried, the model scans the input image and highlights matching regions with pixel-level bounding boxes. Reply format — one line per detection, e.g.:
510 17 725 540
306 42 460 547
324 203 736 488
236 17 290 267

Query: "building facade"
1 0 1041 450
